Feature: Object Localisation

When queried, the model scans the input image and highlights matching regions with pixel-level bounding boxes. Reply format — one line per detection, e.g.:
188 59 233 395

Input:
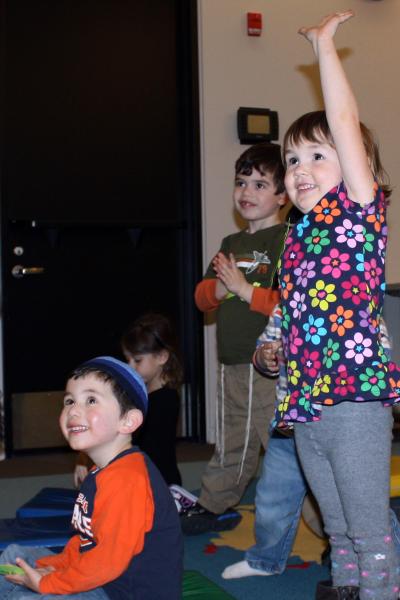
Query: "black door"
0 0 203 455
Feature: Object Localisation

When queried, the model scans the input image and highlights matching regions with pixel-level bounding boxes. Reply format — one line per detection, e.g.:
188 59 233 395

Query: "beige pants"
199 363 276 514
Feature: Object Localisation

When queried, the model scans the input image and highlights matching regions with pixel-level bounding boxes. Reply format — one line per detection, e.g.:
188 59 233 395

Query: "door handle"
11 265 45 279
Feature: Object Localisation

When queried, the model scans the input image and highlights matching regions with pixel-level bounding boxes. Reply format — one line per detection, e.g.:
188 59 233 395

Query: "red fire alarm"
247 12 262 36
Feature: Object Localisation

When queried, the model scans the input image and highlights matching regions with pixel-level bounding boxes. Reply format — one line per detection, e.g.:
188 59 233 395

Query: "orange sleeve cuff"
194 279 219 312
36 536 80 572
250 287 280 317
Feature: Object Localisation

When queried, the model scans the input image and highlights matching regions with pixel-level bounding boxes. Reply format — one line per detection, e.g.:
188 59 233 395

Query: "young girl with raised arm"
276 11 400 600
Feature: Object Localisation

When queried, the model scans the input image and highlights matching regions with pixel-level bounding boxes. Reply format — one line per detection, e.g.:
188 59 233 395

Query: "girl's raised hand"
299 10 354 51
298 9 372 205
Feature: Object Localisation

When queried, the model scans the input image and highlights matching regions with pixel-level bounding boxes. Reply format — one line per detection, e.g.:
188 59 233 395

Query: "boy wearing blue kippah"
0 357 183 599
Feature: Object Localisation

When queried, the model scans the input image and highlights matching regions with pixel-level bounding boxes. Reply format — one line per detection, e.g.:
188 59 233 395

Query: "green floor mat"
182 570 235 599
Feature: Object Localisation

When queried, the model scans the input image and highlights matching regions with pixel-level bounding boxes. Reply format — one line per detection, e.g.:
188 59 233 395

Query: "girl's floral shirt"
275 182 400 426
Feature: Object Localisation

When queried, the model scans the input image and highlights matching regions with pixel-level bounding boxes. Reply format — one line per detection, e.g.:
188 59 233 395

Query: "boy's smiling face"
60 374 140 467
233 168 286 233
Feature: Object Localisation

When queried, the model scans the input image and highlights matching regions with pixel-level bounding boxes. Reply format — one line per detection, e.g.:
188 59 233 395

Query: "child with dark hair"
183 142 291 534
75 313 183 489
121 312 183 486
0 356 183 599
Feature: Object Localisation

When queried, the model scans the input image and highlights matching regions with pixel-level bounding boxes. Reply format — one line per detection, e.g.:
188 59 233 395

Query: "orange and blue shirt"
37 447 183 599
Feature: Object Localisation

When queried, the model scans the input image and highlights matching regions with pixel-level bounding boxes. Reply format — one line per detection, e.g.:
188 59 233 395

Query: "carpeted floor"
184 480 329 600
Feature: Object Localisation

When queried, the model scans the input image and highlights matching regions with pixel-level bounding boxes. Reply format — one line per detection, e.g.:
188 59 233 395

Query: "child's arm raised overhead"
299 10 374 205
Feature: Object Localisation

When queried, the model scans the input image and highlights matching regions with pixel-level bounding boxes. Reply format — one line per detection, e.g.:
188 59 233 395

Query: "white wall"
197 0 400 440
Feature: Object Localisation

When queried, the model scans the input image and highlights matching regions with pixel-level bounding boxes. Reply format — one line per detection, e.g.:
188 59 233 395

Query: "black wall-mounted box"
237 107 279 144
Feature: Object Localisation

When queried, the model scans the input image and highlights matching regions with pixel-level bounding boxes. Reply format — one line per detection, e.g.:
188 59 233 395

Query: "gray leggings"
295 401 400 600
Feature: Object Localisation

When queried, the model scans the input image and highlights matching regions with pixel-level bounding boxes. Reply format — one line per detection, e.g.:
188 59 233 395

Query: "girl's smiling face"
284 139 342 214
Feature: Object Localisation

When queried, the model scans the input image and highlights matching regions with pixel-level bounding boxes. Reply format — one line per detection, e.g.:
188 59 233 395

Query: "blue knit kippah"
81 356 148 416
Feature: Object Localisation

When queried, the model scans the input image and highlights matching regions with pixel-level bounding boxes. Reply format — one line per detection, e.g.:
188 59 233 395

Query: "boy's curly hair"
235 142 285 195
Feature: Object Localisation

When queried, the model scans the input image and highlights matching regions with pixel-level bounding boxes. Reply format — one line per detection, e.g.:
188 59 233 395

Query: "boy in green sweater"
182 143 289 534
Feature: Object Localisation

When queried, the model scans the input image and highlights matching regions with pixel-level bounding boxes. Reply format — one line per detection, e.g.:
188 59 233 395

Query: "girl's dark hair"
283 110 391 200
121 313 183 389
235 142 285 195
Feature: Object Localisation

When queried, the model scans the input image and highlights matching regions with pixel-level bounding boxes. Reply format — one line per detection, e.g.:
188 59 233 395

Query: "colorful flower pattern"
276 182 400 425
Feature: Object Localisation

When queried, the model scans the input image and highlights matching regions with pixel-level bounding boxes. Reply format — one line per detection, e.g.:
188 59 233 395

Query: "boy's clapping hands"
213 252 253 303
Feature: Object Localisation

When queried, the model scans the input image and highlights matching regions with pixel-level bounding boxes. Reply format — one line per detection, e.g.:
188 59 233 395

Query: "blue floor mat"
17 487 76 519
0 516 74 550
